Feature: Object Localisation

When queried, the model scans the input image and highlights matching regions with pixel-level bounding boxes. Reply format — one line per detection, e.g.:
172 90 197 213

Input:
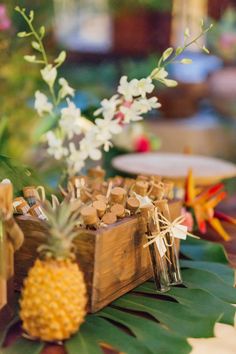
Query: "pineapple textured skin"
20 259 87 341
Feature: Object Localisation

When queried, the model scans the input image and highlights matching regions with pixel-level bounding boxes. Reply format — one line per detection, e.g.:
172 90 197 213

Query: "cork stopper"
137 175 149 182
154 199 170 219
110 187 127 204
163 181 174 199
80 189 92 203
123 178 135 191
90 181 103 192
88 167 105 180
69 176 87 189
108 176 124 187
95 194 108 204
92 200 107 218
110 204 125 218
149 183 164 200
126 197 140 212
140 204 154 220
23 186 39 199
152 175 162 183
133 181 149 196
81 206 98 225
102 212 117 225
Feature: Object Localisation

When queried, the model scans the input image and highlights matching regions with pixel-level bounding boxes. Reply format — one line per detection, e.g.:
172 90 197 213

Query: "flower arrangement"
185 169 236 241
15 6 212 177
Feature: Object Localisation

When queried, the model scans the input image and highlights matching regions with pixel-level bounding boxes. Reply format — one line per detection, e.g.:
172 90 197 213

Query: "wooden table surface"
3 195 236 354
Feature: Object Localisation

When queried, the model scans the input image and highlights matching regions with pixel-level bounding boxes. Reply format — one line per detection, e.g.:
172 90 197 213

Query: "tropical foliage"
1 237 236 354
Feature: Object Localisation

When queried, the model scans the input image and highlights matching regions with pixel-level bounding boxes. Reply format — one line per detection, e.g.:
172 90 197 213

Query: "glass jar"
140 205 170 292
156 200 183 285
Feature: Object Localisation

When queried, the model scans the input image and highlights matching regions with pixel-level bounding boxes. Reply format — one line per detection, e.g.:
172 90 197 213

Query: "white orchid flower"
59 78 75 99
67 142 85 176
120 105 143 124
94 94 121 120
46 131 68 160
41 64 57 88
117 76 140 100
151 67 178 87
34 91 53 116
95 116 122 135
80 131 102 161
135 77 155 98
59 99 81 139
132 97 161 114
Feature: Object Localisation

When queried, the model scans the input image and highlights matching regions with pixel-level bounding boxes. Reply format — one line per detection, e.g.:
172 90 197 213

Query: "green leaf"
113 294 217 338
168 287 236 326
222 176 236 196
182 268 236 303
0 338 44 354
135 283 236 326
181 238 228 264
0 317 19 347
85 316 152 354
0 155 44 196
33 113 60 140
98 307 191 354
180 260 234 285
65 322 103 354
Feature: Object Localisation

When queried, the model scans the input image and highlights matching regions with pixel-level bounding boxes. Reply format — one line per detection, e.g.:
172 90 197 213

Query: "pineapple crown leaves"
38 200 80 260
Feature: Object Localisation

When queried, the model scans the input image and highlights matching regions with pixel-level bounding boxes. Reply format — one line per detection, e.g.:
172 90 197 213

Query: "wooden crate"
15 200 182 313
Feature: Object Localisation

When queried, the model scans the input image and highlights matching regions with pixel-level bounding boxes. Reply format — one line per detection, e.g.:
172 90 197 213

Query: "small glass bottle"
29 204 47 221
23 186 39 207
155 200 182 285
140 205 170 292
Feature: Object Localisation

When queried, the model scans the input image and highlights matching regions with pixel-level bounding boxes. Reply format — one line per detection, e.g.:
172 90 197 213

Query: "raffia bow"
144 210 198 258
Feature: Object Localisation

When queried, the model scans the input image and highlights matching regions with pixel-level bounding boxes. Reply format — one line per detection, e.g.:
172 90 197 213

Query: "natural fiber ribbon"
144 211 198 258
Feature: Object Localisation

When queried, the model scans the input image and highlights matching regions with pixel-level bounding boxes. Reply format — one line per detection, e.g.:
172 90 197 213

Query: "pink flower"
115 100 132 124
134 136 151 153
0 5 11 31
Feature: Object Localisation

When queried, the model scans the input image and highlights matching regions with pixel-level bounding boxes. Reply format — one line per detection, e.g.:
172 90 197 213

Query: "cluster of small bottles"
65 167 182 291
13 187 47 221
13 167 182 292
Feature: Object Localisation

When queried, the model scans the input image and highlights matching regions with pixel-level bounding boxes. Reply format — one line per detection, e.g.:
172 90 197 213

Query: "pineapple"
20 201 87 342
